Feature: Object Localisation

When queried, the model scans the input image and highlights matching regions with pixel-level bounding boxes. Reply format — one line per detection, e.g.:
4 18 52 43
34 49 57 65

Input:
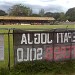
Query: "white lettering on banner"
20 33 75 45
28 34 33 44
21 34 27 44
20 32 75 45
30 48 36 61
21 33 53 44
24 48 29 61
47 33 53 43
61 33 63 43
68 33 71 38
37 48 43 60
17 48 43 62
57 33 64 43
41 33 47 44
57 33 72 43
34 33 40 44
57 33 59 43
17 48 23 62
72 35 75 42
64 33 69 43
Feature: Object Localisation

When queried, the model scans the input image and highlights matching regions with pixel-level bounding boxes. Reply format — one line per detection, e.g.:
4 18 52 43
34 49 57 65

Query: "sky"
0 0 75 13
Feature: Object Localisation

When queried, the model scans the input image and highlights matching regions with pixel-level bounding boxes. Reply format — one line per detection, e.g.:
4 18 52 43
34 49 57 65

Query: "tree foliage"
66 7 75 21
39 9 45 17
44 12 66 21
52 13 60 20
44 12 53 17
8 4 32 16
31 14 40 17
0 10 7 16
58 12 66 21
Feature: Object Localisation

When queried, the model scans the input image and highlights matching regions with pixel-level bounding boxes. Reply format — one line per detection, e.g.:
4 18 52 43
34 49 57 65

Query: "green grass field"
0 24 75 29
0 24 75 75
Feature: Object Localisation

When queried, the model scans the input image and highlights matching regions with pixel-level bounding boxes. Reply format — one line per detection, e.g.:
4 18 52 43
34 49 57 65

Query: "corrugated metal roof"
0 16 55 21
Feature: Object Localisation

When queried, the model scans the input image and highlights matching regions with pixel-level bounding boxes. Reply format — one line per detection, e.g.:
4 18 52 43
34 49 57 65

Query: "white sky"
0 0 75 13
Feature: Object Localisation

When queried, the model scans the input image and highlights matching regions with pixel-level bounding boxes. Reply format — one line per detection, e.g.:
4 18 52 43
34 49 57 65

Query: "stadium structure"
0 16 55 25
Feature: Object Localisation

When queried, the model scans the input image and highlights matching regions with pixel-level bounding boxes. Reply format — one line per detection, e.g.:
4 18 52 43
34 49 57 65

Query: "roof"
0 16 55 21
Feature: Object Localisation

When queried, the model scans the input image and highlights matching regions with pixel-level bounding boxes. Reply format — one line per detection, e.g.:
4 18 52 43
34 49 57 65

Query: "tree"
0 10 7 16
8 4 32 16
39 9 45 17
44 12 65 21
65 7 75 21
58 12 66 21
28 9 32 16
31 14 40 17
44 12 53 17
52 13 60 20
44 12 60 20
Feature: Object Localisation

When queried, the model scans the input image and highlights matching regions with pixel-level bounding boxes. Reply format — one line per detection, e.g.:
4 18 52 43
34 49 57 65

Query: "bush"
0 60 75 75
11 60 75 74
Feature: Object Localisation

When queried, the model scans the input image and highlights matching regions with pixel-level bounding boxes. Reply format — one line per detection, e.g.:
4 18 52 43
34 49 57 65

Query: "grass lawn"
0 24 75 29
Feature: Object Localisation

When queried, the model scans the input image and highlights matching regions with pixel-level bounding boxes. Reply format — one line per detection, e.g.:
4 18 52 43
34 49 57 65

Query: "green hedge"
0 60 75 75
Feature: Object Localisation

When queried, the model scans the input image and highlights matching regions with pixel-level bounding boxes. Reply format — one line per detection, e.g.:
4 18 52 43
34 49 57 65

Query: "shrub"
12 60 75 74
0 68 9 75
0 60 75 75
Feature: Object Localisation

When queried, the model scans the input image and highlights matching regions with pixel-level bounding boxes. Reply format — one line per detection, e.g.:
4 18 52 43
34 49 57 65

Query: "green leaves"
8 4 32 16
66 7 75 21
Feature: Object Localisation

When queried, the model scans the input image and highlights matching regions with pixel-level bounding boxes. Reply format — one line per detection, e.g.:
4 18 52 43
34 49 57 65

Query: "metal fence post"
8 29 10 70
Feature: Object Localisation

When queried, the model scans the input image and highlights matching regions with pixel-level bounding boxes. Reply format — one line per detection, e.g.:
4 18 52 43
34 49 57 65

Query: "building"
0 16 55 25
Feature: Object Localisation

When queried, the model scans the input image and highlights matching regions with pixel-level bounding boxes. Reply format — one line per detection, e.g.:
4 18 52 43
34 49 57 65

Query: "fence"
0 28 13 70
0 28 75 70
